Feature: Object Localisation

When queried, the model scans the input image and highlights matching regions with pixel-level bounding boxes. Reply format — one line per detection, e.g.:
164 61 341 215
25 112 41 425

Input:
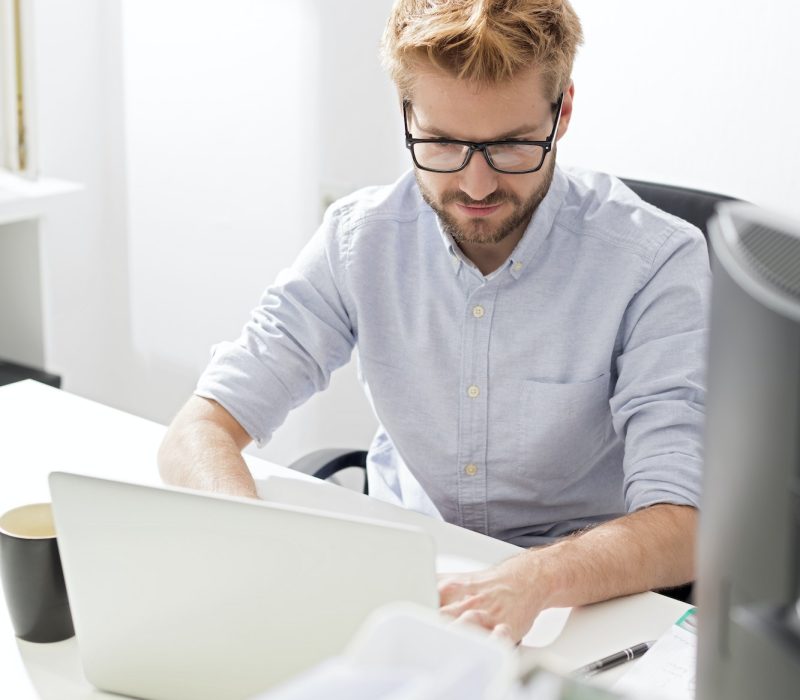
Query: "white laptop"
48 472 438 700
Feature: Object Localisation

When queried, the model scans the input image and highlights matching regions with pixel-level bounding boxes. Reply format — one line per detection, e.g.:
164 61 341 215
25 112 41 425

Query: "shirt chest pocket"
517 373 611 482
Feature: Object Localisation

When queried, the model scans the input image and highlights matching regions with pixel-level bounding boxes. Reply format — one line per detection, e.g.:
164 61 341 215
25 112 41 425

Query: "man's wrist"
507 545 564 613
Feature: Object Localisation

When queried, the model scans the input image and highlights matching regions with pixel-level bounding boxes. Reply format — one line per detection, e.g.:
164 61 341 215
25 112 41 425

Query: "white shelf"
0 170 83 225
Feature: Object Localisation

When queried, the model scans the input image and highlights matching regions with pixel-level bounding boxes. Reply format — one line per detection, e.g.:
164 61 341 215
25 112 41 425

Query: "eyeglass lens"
411 141 546 173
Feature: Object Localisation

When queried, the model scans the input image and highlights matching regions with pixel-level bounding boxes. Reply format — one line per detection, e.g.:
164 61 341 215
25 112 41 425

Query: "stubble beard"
416 155 556 247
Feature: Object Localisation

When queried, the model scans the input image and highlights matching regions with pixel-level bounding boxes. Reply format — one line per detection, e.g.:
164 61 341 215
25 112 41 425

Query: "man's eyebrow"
492 123 545 140
413 115 544 141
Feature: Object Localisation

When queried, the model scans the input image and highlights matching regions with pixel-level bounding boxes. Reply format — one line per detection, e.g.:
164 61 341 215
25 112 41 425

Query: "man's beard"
416 155 556 246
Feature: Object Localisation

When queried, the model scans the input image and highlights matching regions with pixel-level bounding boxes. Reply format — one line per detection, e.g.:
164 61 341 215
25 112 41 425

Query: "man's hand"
438 553 552 643
438 504 697 643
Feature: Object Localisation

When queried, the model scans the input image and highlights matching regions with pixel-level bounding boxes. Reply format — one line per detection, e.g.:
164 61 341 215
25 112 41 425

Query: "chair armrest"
288 449 369 494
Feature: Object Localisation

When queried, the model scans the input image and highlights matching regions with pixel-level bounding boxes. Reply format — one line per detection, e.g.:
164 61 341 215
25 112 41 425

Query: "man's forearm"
532 503 697 609
438 503 697 642
158 396 259 499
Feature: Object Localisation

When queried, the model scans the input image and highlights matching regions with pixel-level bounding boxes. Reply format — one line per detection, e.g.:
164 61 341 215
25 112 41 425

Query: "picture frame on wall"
0 0 36 178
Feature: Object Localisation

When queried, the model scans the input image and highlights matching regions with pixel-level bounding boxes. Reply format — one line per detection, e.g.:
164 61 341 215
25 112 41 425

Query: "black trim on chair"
656 581 694 604
621 177 739 239
288 448 369 494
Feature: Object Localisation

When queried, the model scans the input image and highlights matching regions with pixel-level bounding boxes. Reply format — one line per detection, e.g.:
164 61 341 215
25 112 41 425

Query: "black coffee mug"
0 503 74 643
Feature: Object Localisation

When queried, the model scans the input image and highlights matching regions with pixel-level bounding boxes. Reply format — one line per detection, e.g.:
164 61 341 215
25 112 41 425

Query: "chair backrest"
620 178 738 240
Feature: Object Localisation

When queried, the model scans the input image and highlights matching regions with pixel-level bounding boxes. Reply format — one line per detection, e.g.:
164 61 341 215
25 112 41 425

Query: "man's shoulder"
558 166 705 264
325 170 427 232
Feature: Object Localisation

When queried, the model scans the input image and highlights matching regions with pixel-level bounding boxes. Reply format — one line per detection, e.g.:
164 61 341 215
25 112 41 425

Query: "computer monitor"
696 202 800 699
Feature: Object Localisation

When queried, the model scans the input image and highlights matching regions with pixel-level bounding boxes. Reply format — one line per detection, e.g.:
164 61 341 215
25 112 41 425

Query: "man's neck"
457 224 526 276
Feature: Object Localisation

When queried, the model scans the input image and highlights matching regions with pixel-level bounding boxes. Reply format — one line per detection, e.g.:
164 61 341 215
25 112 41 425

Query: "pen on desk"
574 640 655 677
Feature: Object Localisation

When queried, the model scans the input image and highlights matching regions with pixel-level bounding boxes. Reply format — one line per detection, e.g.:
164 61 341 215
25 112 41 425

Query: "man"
159 0 708 643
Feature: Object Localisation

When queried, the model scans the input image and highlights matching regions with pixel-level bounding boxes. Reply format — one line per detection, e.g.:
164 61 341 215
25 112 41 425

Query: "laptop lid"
49 472 437 700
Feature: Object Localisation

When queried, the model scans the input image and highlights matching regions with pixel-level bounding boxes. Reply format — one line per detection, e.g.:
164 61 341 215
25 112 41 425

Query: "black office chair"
621 178 738 239
290 447 369 494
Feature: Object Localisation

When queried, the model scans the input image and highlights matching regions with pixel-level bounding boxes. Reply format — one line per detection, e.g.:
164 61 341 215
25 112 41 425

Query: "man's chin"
446 212 516 245
452 229 510 246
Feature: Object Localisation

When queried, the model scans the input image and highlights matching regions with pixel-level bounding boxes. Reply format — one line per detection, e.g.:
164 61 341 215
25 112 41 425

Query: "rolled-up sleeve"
195 208 356 446
610 223 710 512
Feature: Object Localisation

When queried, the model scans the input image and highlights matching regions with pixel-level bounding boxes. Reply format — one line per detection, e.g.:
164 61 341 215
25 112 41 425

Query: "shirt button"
464 463 478 477
512 261 523 272
467 384 480 398
472 305 485 319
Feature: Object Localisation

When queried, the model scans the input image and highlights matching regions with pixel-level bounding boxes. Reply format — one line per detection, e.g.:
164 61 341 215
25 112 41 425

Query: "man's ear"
556 81 575 141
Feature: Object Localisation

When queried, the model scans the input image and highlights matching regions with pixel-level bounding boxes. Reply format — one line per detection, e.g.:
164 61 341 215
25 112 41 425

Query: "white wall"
29 0 132 406
564 1 800 218
26 0 800 466
117 0 402 464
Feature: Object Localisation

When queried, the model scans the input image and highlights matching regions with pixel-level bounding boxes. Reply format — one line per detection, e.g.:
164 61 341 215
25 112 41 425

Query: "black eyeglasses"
403 92 564 175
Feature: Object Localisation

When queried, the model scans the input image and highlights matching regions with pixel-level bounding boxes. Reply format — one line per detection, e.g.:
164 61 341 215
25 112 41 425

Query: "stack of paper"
612 609 697 700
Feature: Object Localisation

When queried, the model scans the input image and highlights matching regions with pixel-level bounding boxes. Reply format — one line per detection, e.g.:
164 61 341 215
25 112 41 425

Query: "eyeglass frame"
403 92 564 175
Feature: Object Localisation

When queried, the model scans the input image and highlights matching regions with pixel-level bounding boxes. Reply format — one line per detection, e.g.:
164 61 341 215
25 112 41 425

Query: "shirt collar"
506 164 569 280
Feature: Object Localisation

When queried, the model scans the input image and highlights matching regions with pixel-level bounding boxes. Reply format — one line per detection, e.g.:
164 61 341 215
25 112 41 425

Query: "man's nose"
458 149 499 202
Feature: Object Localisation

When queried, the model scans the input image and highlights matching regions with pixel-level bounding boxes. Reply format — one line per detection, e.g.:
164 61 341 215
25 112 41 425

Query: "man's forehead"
406 66 552 139
407 61 549 101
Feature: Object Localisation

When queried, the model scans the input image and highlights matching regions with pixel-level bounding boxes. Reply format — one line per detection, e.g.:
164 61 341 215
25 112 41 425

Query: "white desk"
0 380 691 698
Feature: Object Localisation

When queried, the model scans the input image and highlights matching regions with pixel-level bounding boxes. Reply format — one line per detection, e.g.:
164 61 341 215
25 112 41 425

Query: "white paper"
253 603 517 700
612 624 696 700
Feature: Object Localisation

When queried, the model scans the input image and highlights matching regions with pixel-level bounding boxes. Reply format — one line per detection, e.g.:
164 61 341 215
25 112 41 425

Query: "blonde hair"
381 0 583 101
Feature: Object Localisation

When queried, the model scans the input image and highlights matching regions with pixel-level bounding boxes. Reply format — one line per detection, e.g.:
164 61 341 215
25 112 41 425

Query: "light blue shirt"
196 165 709 547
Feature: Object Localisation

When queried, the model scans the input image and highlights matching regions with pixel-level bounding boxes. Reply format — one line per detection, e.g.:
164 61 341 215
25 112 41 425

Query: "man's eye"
491 142 527 152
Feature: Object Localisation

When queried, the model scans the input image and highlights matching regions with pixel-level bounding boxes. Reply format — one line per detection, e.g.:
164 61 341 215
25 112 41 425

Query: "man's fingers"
448 609 515 643
441 599 522 644
440 590 488 619
444 602 499 633
489 622 514 643
439 597 472 620
452 608 492 631
438 576 475 605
